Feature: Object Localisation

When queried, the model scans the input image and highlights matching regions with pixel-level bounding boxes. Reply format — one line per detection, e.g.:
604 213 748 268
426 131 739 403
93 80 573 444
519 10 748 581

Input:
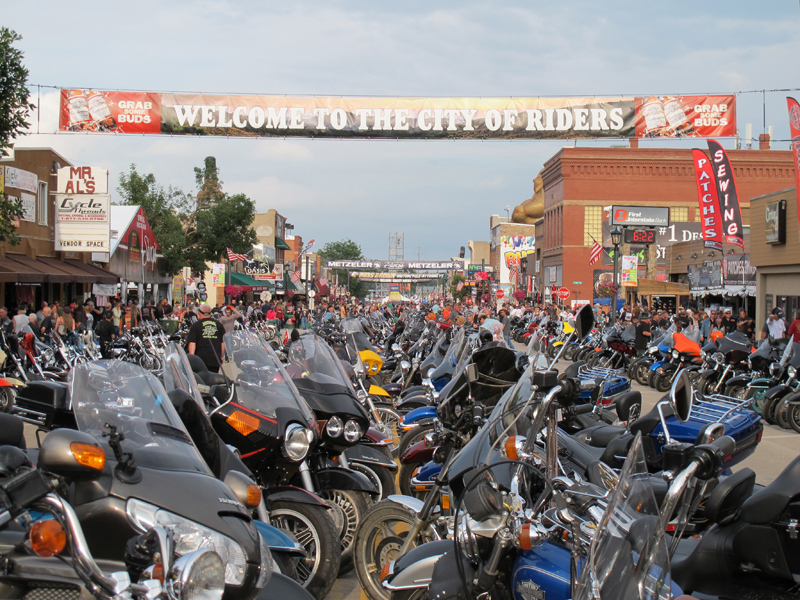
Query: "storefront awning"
65 260 118 285
636 279 691 296
7 254 72 283
228 271 275 291
38 257 94 284
274 237 292 251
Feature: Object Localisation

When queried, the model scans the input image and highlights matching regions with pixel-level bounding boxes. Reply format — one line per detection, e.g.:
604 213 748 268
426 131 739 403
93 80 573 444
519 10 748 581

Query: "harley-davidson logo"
219 497 245 509
516 580 545 600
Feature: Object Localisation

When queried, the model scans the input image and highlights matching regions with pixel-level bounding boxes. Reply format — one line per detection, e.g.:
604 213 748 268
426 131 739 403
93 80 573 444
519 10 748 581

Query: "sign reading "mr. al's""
54 166 110 252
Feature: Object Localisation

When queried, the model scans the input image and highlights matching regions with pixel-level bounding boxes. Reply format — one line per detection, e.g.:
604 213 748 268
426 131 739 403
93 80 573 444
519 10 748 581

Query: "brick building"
539 143 795 304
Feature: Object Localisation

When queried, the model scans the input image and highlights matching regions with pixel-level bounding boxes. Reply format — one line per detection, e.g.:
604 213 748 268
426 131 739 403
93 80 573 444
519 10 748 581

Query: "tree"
0 28 33 245
449 273 469 301
118 165 188 276
318 239 367 298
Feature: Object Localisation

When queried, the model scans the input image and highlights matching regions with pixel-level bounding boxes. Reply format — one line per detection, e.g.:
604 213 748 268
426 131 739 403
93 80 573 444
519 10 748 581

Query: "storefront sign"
57 165 108 195
688 262 724 293
20 192 35 222
500 235 535 285
212 264 225 287
707 140 744 249
611 206 670 227
602 221 703 267
723 254 756 293
765 199 787 245
58 89 737 140
173 275 185 304
621 255 639 287
692 149 724 251
787 97 800 243
54 194 110 252
3 166 37 194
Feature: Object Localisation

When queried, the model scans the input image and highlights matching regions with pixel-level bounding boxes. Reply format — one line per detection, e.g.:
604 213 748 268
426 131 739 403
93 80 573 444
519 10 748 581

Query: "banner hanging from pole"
707 140 745 249
58 89 737 141
787 97 800 243
691 148 724 251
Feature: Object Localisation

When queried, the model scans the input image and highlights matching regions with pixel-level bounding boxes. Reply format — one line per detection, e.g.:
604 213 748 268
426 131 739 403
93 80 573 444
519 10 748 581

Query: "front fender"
402 406 437 425
401 439 436 465
726 373 753 388
253 520 305 556
343 444 398 470
264 486 330 509
313 466 377 494
397 395 434 412
386 494 425 514
698 369 718 380
764 384 792 402
385 539 455 590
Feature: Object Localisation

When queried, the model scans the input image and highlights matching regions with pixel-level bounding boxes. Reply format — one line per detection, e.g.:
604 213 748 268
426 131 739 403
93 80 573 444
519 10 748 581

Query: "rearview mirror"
574 304 594 341
669 369 693 423
466 363 479 383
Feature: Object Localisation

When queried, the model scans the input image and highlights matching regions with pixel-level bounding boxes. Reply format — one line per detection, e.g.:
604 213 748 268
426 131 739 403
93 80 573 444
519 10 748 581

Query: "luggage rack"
690 393 755 423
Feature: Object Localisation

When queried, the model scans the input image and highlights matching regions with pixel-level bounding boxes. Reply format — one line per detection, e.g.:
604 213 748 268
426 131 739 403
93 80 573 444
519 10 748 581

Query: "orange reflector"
70 442 105 471
519 524 532 550
227 410 260 436
505 436 519 461
246 484 262 508
30 520 67 557
380 561 392 582
441 495 451 510
415 485 427 491
151 562 164 583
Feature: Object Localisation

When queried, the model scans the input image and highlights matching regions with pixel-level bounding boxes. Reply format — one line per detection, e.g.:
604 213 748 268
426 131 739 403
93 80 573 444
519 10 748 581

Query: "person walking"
187 303 226 373
96 311 116 358
780 309 800 367
219 305 242 334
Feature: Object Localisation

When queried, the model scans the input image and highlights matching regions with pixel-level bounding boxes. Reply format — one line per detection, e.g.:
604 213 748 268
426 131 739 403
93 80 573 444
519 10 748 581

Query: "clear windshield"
70 360 211 475
162 342 205 408
223 331 314 423
340 317 364 334
444 328 467 366
288 334 353 389
574 434 673 600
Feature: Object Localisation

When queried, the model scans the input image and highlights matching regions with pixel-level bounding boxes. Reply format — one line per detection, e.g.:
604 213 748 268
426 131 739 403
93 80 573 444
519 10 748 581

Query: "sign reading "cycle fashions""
55 165 110 252
57 89 737 140
324 260 462 270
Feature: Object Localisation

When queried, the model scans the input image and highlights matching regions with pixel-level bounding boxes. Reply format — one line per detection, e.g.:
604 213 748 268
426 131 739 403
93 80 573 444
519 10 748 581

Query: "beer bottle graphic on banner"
642 96 667 137
662 96 696 137
87 91 118 132
67 90 92 131
129 229 141 267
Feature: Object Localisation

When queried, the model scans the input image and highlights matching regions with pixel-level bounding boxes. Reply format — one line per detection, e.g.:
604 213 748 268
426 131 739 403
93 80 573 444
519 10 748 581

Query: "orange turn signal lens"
441 495 451 510
505 436 520 461
227 410 260 436
70 442 105 470
30 520 67 557
380 561 393 582
246 484 262 508
518 523 532 551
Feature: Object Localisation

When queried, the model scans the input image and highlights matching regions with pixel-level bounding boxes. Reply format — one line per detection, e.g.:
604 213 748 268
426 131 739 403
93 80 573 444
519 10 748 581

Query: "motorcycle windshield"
574 434 673 600
341 317 364 334
162 342 205 408
287 333 353 389
673 332 700 356
445 328 467 366
70 360 211 475
223 331 314 423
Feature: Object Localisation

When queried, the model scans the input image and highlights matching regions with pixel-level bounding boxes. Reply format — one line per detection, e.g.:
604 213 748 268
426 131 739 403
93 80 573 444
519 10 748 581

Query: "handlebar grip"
709 435 736 457
573 404 595 415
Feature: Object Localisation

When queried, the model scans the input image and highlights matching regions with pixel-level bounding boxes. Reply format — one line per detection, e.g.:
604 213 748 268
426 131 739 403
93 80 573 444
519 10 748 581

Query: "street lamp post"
611 226 622 324
520 257 529 300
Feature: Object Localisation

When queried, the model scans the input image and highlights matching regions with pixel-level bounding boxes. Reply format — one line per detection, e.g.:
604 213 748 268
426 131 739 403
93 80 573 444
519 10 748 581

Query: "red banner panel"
634 95 736 138
692 149 724 251
59 89 161 134
707 140 745 249
788 97 800 243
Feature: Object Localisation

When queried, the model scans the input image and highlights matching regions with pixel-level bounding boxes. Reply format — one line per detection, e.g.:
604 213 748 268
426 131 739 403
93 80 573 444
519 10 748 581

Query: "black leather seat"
630 404 670 436
705 468 756 526
589 425 627 447
187 354 228 387
739 457 800 524
0 413 25 449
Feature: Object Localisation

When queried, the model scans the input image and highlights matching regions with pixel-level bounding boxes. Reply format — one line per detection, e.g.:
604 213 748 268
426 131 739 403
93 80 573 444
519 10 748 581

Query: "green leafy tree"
319 238 367 298
117 165 188 276
0 28 33 245
449 273 469 301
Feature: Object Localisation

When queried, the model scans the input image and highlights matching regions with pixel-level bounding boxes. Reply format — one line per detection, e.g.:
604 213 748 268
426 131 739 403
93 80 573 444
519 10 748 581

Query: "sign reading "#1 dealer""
610 206 670 228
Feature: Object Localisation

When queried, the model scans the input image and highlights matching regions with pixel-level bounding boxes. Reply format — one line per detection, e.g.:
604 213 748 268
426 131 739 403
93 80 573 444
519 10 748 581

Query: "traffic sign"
572 281 583 285
557 287 570 300
496 290 505 299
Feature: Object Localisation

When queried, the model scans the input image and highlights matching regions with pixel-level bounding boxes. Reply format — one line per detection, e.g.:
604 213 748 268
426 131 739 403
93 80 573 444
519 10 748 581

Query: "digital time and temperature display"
623 228 656 244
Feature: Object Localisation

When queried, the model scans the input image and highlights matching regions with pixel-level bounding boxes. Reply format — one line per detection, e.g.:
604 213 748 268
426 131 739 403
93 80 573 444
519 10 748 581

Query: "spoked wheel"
398 463 429 500
354 500 435 600
348 462 397 500
269 501 340 599
137 352 162 372
0 386 15 413
563 344 578 361
788 402 800 434
318 489 369 575
634 362 652 387
373 403 402 457
654 373 672 393
398 425 433 460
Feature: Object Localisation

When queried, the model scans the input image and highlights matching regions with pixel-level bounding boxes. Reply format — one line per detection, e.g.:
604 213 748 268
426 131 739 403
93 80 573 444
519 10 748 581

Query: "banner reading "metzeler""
58 89 737 140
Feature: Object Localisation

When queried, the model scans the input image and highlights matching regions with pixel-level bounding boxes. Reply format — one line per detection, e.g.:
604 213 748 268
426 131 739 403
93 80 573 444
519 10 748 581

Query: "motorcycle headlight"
167 549 225 600
344 420 362 443
671 350 679 359
326 416 344 438
648 347 658 355
284 424 311 461
770 362 782 378
454 512 480 562
255 531 273 589
713 352 724 364
126 499 247 586
788 366 797 379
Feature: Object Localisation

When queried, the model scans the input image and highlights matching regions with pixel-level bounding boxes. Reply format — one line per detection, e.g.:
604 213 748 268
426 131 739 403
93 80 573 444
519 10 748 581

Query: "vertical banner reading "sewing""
707 140 744 249
691 149 724 251
788 98 800 243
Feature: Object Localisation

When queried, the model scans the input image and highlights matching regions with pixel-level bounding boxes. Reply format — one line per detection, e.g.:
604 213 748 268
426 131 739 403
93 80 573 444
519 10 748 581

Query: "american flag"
319 277 328 286
589 241 602 265
227 247 248 262
456 281 464 291
509 266 518 281
290 269 302 283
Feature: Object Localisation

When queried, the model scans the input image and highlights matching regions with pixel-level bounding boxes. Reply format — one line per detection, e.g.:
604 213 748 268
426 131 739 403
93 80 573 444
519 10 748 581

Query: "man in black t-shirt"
187 303 226 372
39 307 56 343
635 312 652 355
96 311 116 358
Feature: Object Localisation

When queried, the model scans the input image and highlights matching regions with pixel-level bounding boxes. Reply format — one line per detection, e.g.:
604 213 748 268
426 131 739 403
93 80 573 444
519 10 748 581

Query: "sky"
6 1 800 261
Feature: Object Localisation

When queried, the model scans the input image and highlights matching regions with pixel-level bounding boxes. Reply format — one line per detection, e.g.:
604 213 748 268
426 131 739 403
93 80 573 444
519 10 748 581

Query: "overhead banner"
324 260 462 270
58 89 737 140
691 149 724 251
788 97 800 243
707 140 745 249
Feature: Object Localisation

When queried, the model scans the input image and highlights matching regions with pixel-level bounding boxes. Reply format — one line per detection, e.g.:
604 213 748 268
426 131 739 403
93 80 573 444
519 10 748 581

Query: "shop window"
584 206 603 246
671 207 688 223
38 181 48 225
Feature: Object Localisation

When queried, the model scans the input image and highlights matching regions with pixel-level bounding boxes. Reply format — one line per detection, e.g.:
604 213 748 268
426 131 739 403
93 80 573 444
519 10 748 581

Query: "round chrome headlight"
284 424 311 461
788 366 797 379
713 352 724 364
344 420 362 443
167 549 225 600
326 416 343 438
671 350 679 359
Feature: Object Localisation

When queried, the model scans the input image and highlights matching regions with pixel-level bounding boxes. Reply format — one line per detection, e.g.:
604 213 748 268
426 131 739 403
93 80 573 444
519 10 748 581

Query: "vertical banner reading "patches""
787 97 800 243
692 149 724 251
707 140 744 249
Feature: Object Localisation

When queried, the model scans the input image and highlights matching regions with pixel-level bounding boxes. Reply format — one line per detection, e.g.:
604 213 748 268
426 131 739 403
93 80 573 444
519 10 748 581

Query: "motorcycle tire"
269 501 341 599
563 344 578 361
776 400 792 430
318 489 370 575
697 375 718 397
0 386 15 413
348 462 396 500
723 383 748 400
137 353 162 372
398 462 428 500
788 404 800 434
373 403 403 457
762 395 782 425
654 373 672 393
634 362 651 387
390 589 429 600
354 500 436 600
272 552 300 584
398 425 433 460
546 343 559 359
